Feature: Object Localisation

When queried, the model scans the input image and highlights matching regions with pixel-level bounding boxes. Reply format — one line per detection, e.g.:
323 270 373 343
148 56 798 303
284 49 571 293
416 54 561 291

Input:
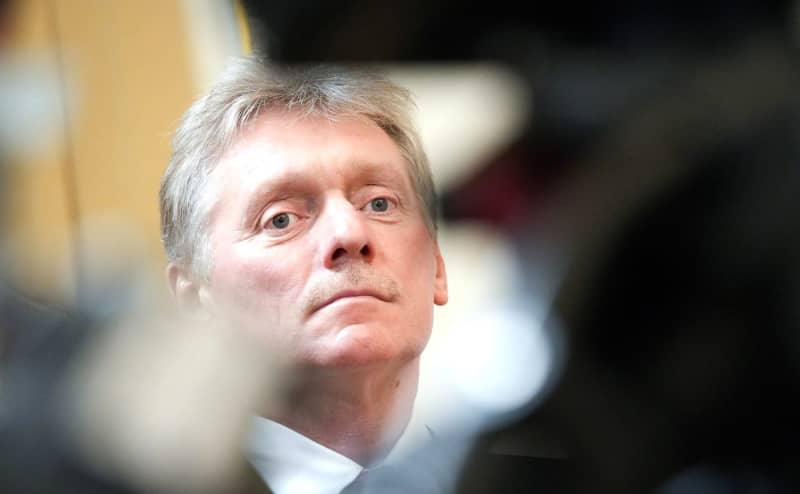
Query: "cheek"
209 245 303 312
400 233 438 289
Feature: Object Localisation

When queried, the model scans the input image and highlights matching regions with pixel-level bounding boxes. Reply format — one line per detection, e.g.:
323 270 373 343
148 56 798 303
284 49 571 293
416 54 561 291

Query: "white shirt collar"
247 417 362 494
247 416 433 494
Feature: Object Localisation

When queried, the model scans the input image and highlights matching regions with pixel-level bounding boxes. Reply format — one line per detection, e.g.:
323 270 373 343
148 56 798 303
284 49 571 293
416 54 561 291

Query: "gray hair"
159 57 437 280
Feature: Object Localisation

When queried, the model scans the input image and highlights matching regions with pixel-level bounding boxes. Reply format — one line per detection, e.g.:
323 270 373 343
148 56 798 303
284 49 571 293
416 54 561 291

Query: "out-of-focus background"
4 1 800 493
1 1 239 300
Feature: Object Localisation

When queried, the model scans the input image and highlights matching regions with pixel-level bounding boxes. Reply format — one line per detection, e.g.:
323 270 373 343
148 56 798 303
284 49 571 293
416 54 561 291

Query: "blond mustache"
303 264 399 314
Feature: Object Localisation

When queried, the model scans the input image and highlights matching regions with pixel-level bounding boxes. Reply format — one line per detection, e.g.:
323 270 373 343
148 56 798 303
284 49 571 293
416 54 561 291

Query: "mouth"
315 289 390 312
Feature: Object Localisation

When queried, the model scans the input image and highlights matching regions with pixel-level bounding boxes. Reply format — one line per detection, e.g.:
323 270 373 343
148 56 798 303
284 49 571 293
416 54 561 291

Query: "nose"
320 197 374 269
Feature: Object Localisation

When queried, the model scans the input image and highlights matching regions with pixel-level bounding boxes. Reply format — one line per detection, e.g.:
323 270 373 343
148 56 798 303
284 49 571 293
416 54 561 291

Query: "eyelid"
256 195 303 223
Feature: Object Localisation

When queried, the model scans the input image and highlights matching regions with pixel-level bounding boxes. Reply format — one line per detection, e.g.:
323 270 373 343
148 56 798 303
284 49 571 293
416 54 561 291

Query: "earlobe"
433 244 448 306
166 263 208 313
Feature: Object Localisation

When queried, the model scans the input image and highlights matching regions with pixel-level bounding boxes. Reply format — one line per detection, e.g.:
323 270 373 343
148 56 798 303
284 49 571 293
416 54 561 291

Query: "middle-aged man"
159 57 448 493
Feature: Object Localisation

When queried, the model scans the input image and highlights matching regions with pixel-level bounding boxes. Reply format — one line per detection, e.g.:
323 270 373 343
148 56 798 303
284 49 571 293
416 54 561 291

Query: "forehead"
214 110 411 186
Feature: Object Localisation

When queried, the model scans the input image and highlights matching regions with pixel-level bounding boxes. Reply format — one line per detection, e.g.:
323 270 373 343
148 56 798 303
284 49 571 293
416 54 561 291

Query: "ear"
166 263 212 314
433 242 448 306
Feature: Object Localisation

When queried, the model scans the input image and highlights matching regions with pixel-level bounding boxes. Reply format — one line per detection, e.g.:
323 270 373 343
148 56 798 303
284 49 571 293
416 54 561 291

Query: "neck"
265 358 420 466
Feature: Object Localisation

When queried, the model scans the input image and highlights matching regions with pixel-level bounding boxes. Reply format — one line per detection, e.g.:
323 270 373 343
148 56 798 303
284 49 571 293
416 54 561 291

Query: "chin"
306 324 426 369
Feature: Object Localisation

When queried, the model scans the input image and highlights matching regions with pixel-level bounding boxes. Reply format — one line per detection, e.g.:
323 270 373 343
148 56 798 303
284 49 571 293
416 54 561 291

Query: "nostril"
329 244 370 264
332 247 347 261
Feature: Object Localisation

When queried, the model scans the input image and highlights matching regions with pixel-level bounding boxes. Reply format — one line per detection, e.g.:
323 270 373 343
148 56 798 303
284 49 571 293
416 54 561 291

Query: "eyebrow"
347 160 409 189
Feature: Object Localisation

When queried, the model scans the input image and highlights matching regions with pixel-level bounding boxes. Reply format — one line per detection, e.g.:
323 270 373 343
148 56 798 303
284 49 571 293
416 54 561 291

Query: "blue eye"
370 198 390 212
269 212 295 229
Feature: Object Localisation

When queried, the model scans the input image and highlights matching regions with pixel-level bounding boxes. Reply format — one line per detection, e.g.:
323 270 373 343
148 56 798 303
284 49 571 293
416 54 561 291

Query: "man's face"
196 111 447 369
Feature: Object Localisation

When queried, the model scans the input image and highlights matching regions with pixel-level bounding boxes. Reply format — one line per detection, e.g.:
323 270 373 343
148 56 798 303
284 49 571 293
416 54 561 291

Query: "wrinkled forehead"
222 111 403 169
201 111 421 219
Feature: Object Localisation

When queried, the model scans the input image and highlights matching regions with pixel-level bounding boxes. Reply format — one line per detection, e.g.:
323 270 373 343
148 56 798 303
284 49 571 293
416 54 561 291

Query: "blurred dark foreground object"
0 284 274 494
488 42 800 494
0 286 143 493
551 120 800 493
240 0 790 63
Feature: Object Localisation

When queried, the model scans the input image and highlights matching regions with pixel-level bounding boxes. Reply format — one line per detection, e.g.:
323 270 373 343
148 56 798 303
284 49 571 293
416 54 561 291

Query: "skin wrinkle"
218 140 420 243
